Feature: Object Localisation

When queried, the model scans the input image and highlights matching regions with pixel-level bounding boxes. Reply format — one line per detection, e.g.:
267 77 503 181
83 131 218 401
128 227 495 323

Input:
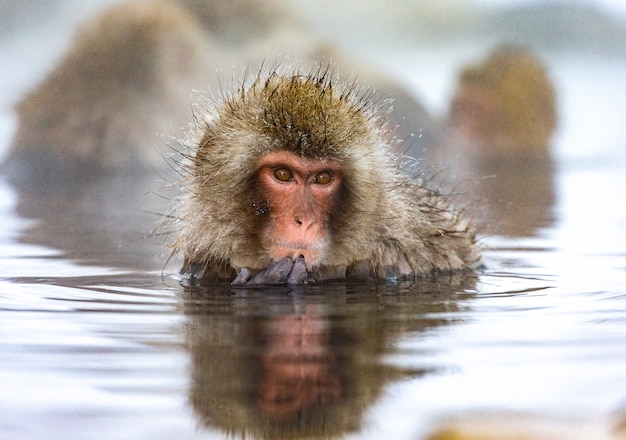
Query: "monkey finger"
286 256 308 284
231 267 253 285
247 258 294 285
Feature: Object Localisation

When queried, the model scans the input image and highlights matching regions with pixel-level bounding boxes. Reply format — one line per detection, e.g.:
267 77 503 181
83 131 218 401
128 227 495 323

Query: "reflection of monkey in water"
258 310 343 421
185 277 476 438
171 66 480 285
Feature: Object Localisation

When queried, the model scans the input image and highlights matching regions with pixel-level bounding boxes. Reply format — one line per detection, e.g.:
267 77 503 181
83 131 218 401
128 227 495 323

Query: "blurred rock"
426 412 619 440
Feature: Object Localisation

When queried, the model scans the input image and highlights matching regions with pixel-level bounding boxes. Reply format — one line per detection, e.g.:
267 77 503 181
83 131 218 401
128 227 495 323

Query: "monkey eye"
273 167 293 182
315 171 332 185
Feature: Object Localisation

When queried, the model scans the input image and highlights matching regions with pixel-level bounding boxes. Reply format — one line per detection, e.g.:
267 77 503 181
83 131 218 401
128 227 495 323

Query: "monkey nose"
294 216 315 228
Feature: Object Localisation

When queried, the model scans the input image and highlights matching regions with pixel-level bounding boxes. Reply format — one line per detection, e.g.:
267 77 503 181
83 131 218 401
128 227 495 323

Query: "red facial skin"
255 151 343 267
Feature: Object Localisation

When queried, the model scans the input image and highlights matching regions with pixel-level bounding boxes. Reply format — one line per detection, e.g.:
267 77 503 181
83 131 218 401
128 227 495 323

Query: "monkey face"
175 68 478 284
254 151 343 268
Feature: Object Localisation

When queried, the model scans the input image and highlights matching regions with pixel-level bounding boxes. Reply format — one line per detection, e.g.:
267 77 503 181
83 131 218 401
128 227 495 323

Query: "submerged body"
173 66 479 285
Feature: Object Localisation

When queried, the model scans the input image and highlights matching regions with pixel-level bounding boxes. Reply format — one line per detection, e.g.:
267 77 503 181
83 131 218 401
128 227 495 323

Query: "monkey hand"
231 256 308 285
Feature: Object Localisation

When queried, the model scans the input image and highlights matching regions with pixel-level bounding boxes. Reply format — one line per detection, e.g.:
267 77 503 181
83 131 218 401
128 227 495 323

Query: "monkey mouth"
269 239 327 266
269 239 325 252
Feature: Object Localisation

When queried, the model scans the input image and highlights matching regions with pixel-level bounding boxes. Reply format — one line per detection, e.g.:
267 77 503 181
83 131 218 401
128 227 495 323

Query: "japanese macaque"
447 45 557 153
2 0 212 187
172 66 479 285
429 46 558 237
